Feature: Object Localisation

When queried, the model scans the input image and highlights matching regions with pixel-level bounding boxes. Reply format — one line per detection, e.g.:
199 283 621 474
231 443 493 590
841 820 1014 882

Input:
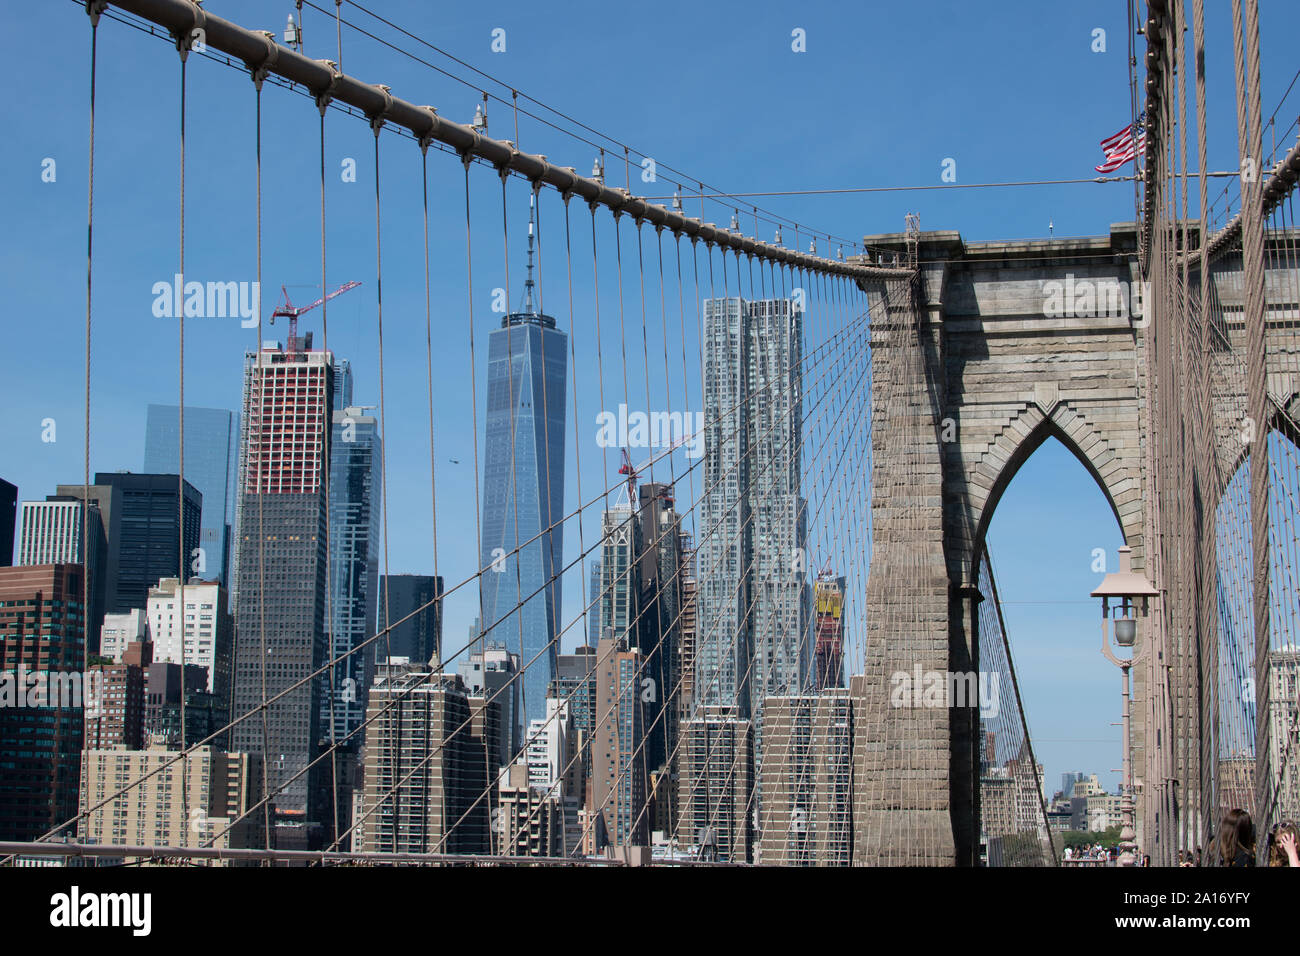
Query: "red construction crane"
617 437 691 510
270 281 362 354
617 448 638 509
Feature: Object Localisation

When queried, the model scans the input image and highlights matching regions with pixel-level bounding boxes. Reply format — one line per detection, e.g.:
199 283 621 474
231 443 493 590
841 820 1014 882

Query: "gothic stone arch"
855 225 1154 865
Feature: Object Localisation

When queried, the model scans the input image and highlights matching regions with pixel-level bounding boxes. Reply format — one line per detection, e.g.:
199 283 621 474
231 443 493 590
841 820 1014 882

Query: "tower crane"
270 280 362 354
616 433 694 509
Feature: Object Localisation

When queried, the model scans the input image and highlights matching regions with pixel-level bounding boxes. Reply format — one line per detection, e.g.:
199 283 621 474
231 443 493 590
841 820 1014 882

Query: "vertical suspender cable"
371 120 393 849
79 2 102 848
176 39 189 853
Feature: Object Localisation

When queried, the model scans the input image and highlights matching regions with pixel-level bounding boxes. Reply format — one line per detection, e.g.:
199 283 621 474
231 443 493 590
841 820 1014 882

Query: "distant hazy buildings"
144 404 239 585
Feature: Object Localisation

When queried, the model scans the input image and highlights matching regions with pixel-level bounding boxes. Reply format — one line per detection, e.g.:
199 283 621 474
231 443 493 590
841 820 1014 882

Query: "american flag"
1095 123 1146 173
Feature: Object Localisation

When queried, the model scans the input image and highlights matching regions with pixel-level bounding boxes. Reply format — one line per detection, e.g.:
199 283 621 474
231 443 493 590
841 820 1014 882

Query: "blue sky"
2 0 1295 796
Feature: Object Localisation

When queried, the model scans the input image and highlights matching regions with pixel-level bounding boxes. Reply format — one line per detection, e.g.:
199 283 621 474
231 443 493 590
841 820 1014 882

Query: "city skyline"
2 0 1296 883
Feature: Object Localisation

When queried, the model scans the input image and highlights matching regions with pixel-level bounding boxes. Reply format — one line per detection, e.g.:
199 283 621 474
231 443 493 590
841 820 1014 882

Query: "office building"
599 507 641 644
86 640 151 749
80 745 262 855
0 477 15 566
589 635 648 849
230 340 335 828
146 577 233 701
143 660 224 748
755 691 853 866
100 609 148 663
1060 772 1085 801
523 701 582 799
678 706 752 863
17 498 107 648
356 658 499 855
86 472 202 615
635 481 684 786
497 762 569 858
477 218 567 730
548 645 597 779
143 404 239 585
697 297 807 723
325 405 382 743
587 560 602 646
457 642 521 768
678 534 697 721
0 565 87 841
377 574 443 665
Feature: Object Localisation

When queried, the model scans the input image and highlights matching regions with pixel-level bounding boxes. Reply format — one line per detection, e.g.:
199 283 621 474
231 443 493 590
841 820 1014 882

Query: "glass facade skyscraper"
144 404 238 586
89 472 202 615
324 405 381 743
377 573 443 665
478 234 567 731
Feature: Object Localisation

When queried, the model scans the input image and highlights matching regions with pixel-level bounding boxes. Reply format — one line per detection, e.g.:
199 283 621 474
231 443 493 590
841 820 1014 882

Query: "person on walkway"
1269 824 1298 867
1217 809 1255 867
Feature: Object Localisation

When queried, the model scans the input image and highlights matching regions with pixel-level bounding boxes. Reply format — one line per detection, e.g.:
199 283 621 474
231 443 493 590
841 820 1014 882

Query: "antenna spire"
522 193 537 315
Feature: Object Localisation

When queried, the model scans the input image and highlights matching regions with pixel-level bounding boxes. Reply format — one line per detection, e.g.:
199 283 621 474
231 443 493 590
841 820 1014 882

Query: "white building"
17 499 97 564
525 698 574 792
100 609 149 662
147 577 233 696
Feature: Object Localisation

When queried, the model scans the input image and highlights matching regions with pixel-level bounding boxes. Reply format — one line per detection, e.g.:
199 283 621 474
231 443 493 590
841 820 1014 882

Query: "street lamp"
1091 545 1158 867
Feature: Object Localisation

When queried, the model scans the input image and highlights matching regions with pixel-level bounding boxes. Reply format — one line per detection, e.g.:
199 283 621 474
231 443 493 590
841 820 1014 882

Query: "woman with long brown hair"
1268 823 1298 867
1218 809 1255 866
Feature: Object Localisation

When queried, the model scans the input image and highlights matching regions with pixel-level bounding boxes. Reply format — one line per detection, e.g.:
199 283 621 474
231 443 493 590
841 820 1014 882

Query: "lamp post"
1091 545 1158 867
